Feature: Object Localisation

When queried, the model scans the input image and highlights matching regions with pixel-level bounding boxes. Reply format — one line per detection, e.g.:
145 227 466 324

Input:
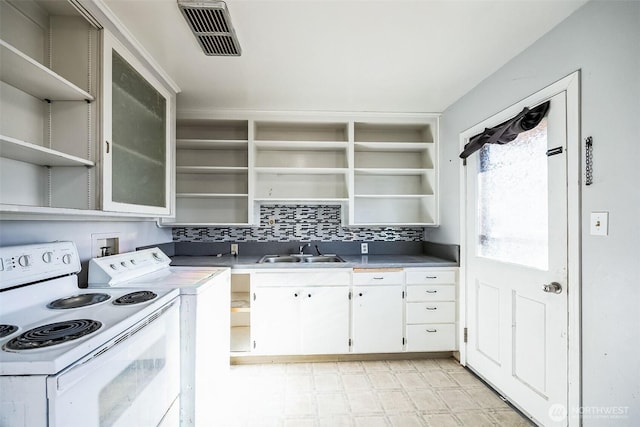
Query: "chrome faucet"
298 243 310 255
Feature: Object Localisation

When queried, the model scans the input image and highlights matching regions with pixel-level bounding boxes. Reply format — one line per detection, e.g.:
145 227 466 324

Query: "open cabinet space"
0 0 98 211
164 113 439 226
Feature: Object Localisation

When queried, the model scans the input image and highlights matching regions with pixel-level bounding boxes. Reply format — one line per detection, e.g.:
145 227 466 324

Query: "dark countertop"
170 254 458 269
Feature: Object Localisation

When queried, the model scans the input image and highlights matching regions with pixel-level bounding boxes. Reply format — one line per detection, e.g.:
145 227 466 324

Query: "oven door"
47 299 180 427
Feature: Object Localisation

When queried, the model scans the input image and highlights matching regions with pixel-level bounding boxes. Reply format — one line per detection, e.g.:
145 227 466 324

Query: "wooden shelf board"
355 142 434 151
254 197 348 203
0 40 93 101
161 220 254 227
176 166 248 174
0 135 94 167
351 222 437 227
176 193 248 198
176 139 248 149
254 140 348 150
354 168 432 175
354 194 434 199
254 167 348 175
231 292 250 312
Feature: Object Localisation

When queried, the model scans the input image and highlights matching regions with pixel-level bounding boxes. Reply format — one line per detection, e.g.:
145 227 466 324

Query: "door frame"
458 71 581 425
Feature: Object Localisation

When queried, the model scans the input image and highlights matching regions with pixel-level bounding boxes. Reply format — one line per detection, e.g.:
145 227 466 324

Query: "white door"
301 286 350 354
352 285 404 353
465 92 569 426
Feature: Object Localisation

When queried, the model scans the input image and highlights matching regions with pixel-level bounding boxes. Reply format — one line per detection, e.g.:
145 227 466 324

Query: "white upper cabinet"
352 121 438 226
253 121 350 204
164 119 250 226
0 1 176 219
166 113 439 227
0 1 99 214
101 32 173 216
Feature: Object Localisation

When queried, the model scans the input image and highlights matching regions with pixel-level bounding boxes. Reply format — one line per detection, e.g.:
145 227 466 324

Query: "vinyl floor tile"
220 358 531 426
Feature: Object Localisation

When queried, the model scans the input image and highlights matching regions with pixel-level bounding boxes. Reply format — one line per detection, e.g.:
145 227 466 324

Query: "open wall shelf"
164 115 439 226
0 39 93 102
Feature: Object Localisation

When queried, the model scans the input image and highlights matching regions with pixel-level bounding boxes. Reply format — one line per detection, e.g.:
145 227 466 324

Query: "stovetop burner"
47 293 111 309
113 291 157 305
3 319 102 351
0 325 18 338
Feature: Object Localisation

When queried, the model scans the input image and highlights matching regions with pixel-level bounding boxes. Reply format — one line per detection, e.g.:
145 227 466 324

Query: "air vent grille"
178 1 241 56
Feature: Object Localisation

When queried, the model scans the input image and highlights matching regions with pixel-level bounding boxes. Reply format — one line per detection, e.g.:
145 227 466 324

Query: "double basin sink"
257 254 345 264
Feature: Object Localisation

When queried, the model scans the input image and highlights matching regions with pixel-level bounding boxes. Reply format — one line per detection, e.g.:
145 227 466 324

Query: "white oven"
49 299 180 427
0 242 181 427
88 248 231 427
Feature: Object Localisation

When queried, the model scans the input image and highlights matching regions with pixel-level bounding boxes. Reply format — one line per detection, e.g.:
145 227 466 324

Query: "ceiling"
104 0 586 114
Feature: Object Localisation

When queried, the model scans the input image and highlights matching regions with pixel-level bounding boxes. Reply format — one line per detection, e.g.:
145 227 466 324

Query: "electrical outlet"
231 243 239 256
360 243 369 254
91 233 121 258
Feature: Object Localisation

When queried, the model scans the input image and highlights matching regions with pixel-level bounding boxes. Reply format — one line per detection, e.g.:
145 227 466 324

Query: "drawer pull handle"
373 276 384 280
426 276 437 279
426 307 437 310
426 329 437 333
426 290 437 293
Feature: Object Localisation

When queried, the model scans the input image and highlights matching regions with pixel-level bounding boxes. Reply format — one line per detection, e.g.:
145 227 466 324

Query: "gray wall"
0 220 172 285
430 1 639 424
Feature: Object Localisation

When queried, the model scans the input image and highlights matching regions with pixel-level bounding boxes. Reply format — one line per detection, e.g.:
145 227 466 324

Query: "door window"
476 118 548 270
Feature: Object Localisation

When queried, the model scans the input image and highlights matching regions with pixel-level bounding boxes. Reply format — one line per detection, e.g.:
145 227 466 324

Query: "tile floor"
217 358 533 426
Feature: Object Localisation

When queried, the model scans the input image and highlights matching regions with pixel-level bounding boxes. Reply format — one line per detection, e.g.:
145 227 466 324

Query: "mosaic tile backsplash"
172 205 425 242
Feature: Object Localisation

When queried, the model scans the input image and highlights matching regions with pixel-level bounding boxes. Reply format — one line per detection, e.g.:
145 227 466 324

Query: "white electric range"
88 247 231 427
0 242 181 427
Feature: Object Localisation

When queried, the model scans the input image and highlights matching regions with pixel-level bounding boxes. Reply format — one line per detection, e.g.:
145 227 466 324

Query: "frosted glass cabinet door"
102 32 172 215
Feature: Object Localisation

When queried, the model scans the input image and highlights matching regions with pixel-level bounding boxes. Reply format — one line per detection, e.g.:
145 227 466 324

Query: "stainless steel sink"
257 254 345 264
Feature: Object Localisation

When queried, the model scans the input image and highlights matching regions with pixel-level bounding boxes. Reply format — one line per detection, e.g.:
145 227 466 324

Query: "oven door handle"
49 301 176 393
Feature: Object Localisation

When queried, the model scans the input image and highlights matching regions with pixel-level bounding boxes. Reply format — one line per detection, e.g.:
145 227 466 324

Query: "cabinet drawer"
406 270 456 285
406 302 455 324
352 270 403 285
252 270 351 286
406 285 455 302
406 323 456 352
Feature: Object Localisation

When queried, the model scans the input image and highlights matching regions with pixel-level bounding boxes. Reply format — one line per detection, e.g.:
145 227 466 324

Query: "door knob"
543 282 562 294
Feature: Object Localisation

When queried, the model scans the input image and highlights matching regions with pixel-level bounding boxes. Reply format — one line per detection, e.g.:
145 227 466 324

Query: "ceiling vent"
177 0 241 56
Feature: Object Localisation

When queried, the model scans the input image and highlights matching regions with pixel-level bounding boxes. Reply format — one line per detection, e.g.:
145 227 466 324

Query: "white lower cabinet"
248 267 458 356
352 284 404 353
252 286 302 355
251 270 350 355
300 287 350 354
404 268 458 352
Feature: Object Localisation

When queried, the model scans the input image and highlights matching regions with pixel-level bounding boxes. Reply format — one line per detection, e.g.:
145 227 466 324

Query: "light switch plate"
590 212 608 236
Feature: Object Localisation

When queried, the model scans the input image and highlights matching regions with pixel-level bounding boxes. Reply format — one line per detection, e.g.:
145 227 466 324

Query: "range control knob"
18 255 31 267
42 252 53 263
62 254 73 265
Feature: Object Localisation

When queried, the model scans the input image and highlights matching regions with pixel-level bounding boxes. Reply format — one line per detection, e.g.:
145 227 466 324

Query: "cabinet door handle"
294 293 299 297
426 307 437 310
105 141 110 154
426 290 437 293
358 292 363 297
307 293 312 298
426 329 437 333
